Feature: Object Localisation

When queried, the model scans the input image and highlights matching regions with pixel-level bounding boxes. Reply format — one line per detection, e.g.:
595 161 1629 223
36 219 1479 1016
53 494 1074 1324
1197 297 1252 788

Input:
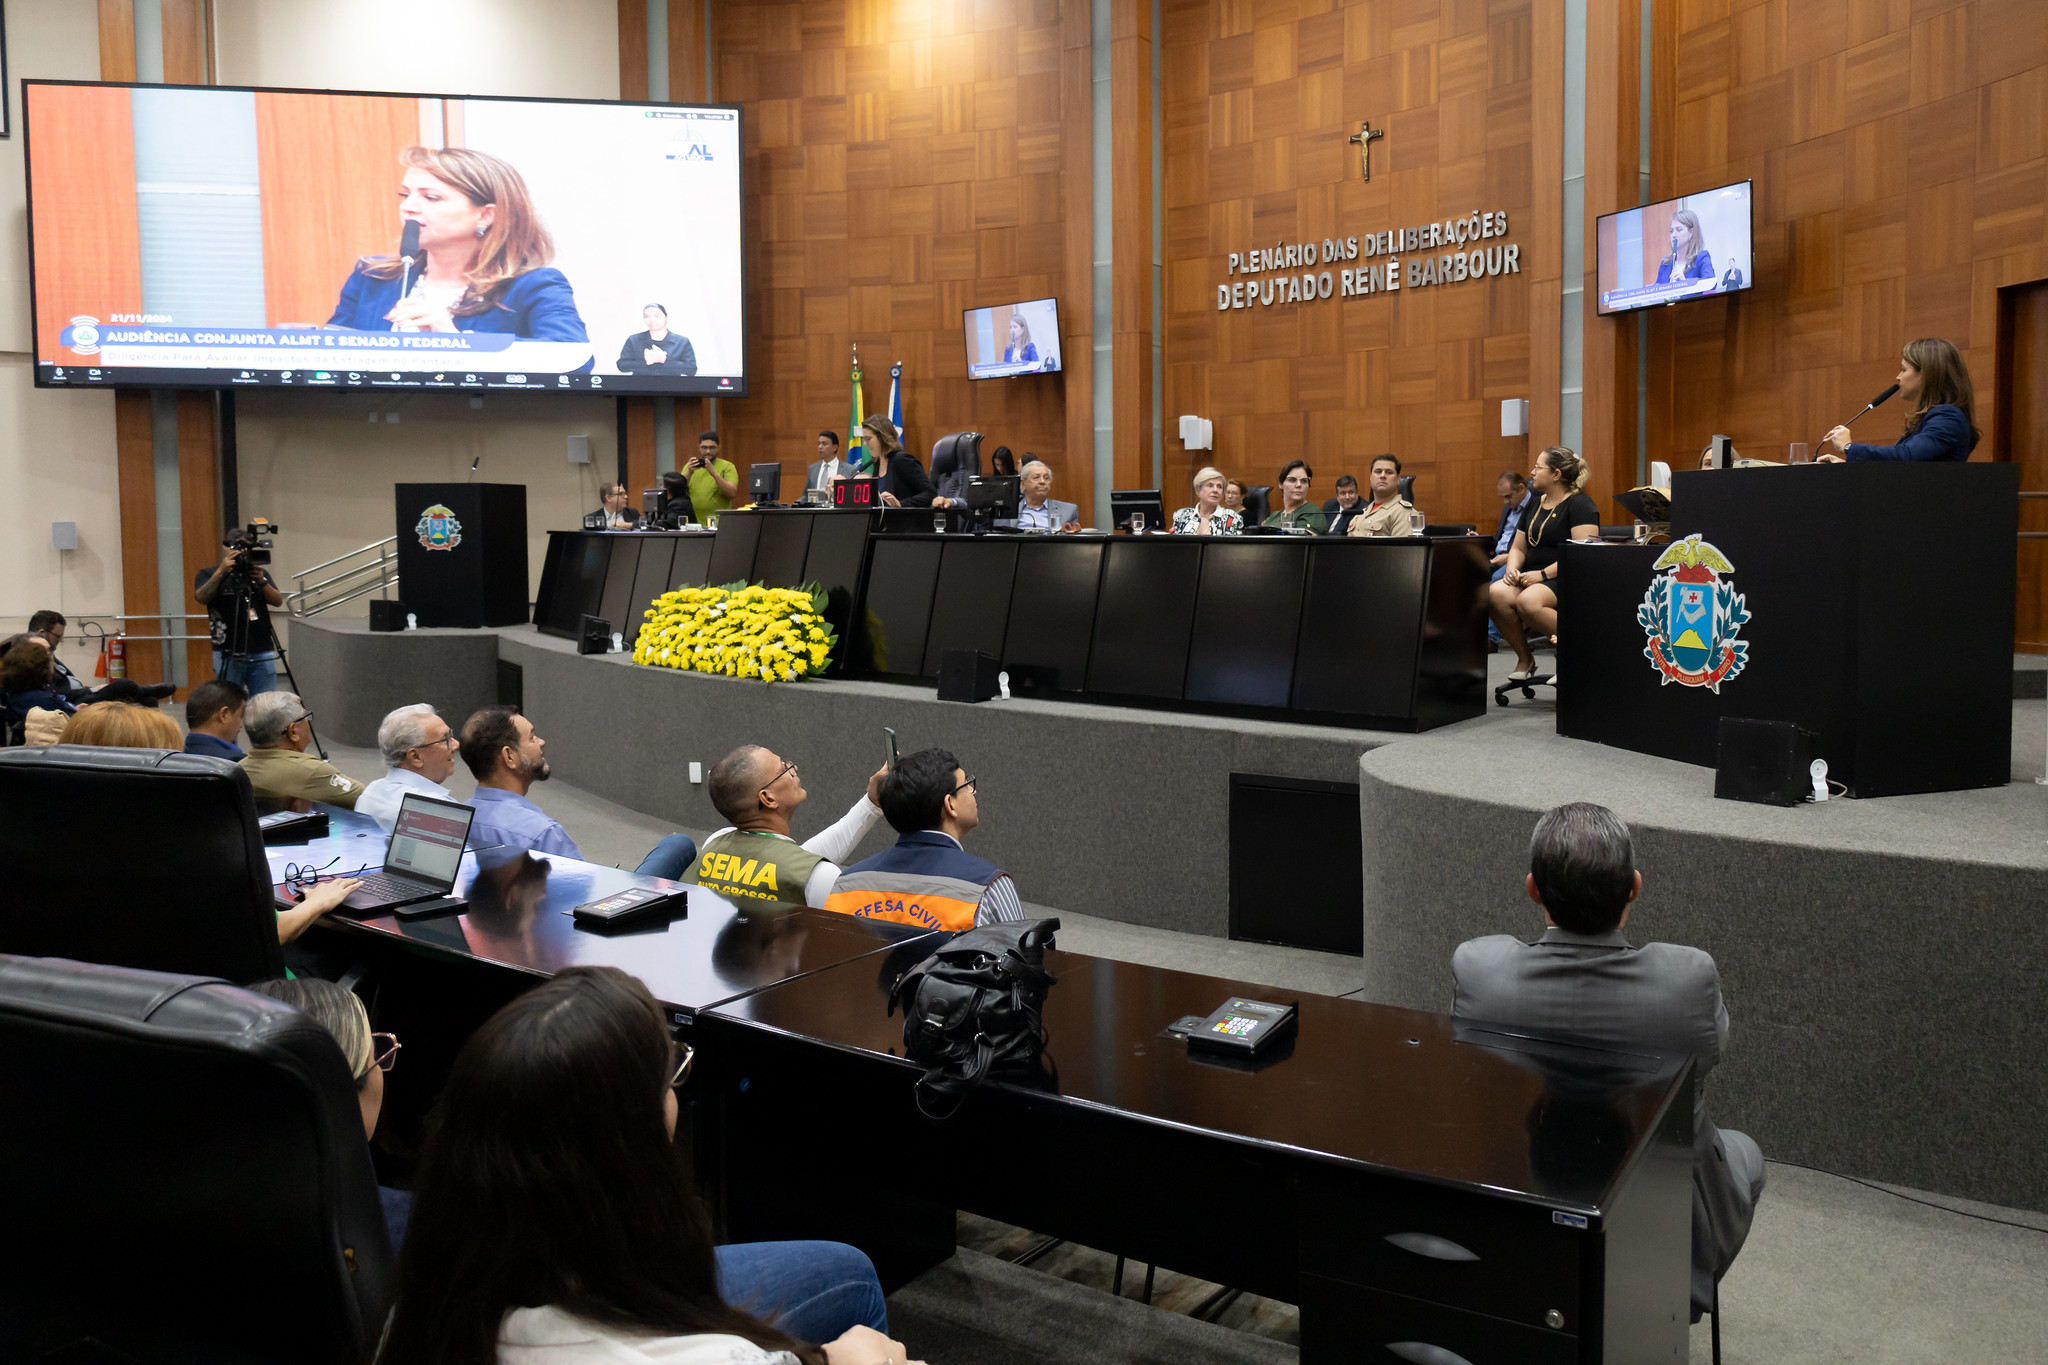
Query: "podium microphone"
467 456 480 483
398 220 421 296
1817 383 1898 455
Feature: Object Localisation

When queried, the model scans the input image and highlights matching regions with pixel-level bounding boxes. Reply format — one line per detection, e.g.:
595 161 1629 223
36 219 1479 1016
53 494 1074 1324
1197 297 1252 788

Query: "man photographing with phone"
687 746 888 911
679 430 740 522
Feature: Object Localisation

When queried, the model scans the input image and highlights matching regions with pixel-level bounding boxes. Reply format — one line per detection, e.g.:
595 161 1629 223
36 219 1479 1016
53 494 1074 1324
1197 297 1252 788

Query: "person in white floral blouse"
1171 466 1244 535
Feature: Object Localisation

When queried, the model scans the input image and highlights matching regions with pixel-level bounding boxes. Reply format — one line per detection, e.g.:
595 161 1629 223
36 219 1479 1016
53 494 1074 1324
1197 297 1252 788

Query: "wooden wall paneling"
716 0 1071 509
622 397 658 499
1645 0 1678 473
113 391 164 686
27 85 145 358
670 0 709 103
253 94 424 329
175 393 220 689
1998 278 2047 652
98 0 137 81
160 0 209 84
1528 0 1563 458
1583 0 1642 500
619 0 650 101
1063 0 1095 525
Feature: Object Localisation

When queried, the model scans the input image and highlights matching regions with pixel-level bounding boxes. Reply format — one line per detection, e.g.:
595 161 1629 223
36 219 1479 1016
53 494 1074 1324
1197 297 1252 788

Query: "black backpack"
888 919 1060 1119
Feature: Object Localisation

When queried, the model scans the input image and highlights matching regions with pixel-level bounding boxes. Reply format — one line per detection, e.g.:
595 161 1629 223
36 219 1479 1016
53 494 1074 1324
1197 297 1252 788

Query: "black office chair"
1399 474 1417 503
1244 484 1273 525
0 954 395 1365
929 431 983 497
0 747 285 983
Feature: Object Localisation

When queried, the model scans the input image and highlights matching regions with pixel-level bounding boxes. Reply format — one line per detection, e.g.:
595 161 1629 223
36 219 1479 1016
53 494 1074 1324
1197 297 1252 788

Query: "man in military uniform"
238 690 362 811
1347 453 1421 537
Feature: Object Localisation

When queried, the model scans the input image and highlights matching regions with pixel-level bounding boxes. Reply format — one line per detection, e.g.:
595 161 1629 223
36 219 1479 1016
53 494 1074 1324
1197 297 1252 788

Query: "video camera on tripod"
223 518 280 572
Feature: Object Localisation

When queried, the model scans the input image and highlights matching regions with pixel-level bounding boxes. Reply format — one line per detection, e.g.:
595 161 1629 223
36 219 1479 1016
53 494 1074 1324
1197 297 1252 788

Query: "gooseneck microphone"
1818 383 1898 455
398 220 422 298
467 456 481 483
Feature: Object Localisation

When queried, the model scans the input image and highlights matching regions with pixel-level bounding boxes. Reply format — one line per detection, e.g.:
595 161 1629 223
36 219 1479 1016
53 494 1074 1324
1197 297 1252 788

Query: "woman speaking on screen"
327 147 590 347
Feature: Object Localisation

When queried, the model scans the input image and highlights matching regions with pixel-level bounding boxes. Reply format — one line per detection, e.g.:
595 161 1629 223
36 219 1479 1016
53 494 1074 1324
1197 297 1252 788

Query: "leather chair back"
0 954 394 1364
1399 473 1417 503
1244 484 1273 525
929 431 983 479
0 747 284 982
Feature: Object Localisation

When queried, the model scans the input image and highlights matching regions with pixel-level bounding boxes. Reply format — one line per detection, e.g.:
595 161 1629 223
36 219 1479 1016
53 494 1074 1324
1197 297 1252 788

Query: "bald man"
685 745 889 910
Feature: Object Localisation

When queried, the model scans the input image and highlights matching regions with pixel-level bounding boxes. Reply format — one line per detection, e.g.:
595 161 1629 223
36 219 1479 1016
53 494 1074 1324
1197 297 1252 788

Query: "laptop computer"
340 792 476 913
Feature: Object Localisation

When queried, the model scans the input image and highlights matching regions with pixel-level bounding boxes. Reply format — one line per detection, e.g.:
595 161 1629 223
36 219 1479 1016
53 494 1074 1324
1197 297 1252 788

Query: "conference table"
535 513 1493 730
278 808 1694 1362
700 948 1695 1363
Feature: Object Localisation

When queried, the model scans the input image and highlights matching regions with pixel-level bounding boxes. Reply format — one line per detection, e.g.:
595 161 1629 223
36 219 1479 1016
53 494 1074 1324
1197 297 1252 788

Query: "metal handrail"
288 538 399 618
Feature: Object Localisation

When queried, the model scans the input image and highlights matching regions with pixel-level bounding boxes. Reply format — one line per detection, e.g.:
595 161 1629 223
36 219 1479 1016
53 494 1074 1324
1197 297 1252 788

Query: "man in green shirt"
1262 459 1328 532
685 745 888 910
683 430 741 522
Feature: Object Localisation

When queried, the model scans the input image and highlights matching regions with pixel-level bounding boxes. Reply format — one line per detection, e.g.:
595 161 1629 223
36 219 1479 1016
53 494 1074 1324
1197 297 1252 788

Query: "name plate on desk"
832 477 879 508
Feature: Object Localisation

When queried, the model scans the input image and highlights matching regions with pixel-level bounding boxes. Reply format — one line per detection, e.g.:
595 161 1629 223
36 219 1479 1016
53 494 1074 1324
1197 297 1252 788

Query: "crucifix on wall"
1349 120 1384 181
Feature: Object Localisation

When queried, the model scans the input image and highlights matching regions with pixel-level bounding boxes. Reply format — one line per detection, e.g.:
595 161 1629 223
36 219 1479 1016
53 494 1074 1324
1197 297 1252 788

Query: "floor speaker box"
938 648 1000 702
367 600 407 632
1715 717 1818 806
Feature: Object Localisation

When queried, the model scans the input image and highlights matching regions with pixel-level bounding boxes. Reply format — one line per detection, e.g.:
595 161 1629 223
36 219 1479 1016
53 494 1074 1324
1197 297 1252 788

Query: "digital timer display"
833 478 879 508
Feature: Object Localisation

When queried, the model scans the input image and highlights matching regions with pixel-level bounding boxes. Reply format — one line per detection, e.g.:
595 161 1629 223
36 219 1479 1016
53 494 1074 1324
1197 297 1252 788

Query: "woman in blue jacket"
327 147 589 355
1654 209 1713 285
1001 313 1039 365
1819 338 1980 462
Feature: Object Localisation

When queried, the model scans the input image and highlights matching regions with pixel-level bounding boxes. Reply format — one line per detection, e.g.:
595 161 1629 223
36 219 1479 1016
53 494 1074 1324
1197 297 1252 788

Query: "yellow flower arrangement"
632 580 837 684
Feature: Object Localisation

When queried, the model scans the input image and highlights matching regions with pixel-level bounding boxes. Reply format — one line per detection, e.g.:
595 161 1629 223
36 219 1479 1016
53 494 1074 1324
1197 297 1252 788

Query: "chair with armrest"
0 953 395 1365
928 431 983 503
0 747 284 983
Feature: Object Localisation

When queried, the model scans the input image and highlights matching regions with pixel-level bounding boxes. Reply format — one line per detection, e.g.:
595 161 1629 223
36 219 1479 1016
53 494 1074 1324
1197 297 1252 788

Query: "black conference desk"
700 950 1696 1364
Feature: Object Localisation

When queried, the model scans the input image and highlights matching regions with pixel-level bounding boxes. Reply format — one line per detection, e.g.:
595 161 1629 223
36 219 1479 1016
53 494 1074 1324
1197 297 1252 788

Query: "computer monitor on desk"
749 463 783 506
966 475 1019 529
1110 489 1166 534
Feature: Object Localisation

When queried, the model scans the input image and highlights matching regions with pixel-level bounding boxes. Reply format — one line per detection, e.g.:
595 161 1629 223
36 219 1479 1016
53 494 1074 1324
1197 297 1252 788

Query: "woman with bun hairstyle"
1818 338 1980 462
1489 446 1600 682
328 146 590 352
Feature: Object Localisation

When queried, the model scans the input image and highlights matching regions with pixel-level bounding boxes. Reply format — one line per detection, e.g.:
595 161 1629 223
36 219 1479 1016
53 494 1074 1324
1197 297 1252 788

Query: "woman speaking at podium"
1655 209 1713 284
328 147 590 348
1489 446 1599 683
1818 338 1980 462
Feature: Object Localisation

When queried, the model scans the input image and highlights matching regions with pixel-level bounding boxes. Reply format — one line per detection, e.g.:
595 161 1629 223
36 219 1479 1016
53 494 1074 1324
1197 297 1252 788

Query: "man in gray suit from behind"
1451 802 1765 1321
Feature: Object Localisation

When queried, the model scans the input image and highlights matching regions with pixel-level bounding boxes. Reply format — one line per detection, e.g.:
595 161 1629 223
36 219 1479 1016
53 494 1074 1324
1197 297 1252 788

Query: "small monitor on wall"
964 297 1062 379
1595 180 1754 317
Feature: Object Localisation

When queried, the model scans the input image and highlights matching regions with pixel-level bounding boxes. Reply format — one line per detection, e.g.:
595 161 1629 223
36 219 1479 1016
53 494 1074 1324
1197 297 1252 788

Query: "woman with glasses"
246 977 407 1240
378 966 913 1365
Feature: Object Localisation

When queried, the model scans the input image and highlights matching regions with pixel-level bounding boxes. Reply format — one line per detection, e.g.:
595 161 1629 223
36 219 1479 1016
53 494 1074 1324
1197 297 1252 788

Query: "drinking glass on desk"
1407 509 1426 536
1788 442 1810 464
1632 521 1650 545
705 511 720 531
932 508 948 534
1129 512 1147 535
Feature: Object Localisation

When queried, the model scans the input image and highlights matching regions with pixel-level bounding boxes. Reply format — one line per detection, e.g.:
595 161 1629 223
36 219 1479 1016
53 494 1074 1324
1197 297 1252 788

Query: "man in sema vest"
686 745 887 909
825 748 1022 931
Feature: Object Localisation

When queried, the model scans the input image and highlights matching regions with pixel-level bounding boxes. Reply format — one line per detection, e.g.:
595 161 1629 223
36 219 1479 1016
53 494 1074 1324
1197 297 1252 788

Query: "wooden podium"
1559 462 2018 797
394 483 530 628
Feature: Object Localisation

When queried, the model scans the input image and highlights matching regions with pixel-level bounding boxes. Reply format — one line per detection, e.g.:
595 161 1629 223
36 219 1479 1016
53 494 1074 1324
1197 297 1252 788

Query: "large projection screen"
24 80 746 396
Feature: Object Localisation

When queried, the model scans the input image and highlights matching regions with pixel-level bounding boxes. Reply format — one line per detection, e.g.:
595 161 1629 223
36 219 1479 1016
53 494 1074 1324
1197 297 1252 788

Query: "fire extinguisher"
104 633 128 680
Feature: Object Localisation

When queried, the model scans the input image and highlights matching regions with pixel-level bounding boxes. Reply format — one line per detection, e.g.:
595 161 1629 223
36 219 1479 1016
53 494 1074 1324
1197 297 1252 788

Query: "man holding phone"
688 745 889 910
682 430 741 522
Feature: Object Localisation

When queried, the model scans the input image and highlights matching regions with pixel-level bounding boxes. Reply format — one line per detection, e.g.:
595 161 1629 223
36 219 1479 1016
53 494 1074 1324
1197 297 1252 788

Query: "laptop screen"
385 794 474 888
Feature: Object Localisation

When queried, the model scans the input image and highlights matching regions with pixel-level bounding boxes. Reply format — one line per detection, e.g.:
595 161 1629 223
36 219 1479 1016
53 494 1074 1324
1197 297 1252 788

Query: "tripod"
218 567 329 762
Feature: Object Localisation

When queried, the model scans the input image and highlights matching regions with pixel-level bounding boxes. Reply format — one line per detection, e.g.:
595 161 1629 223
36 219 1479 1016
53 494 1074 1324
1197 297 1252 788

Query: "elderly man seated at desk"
1005 459 1078 531
358 703 461 831
239 691 363 811
1451 801 1765 1322
686 746 888 910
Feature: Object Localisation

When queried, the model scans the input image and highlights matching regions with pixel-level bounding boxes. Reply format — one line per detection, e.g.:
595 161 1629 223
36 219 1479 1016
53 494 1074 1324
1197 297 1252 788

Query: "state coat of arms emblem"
415 504 463 551
1638 534 1749 690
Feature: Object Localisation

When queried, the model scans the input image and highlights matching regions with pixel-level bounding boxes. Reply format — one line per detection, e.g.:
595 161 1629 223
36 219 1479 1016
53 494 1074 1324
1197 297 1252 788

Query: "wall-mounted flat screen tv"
24 80 746 395
1595 179 1753 316
964 297 1061 379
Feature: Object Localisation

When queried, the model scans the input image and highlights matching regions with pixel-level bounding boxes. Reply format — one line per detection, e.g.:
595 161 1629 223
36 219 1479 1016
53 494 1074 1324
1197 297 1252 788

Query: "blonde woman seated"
1172 467 1244 535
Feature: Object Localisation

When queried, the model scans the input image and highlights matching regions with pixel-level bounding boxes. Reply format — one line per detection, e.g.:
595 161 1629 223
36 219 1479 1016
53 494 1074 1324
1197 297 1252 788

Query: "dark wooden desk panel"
922 538 1020 677
1290 539 1429 719
702 949 1692 1360
1087 538 1202 698
705 513 763 587
668 533 716 589
857 538 943 677
752 512 815 588
1185 540 1307 708
627 538 679 628
597 536 645 633
1002 538 1104 693
535 532 611 636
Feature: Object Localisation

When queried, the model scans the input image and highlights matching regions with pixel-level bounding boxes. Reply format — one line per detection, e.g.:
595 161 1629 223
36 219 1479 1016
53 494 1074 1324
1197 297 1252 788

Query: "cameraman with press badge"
195 525 286 696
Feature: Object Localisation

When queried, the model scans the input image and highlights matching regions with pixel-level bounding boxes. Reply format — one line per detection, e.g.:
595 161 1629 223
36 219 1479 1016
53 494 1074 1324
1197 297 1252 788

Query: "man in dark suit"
1450 802 1764 1320
805 430 857 495
1322 473 1365 535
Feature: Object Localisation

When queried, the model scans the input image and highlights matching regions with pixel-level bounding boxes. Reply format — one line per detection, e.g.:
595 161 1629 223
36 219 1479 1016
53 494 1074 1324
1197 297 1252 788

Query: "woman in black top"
868 416 936 508
1489 446 1600 681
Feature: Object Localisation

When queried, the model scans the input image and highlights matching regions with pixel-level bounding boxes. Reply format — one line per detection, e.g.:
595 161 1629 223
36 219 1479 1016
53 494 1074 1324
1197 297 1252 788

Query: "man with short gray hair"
1009 458 1078 531
238 691 362 810
356 703 460 830
1449 801 1764 1322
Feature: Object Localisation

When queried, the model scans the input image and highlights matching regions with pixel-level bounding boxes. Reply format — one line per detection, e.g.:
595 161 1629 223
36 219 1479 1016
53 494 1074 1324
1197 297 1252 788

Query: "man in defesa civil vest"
825 747 1024 932
685 745 887 910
